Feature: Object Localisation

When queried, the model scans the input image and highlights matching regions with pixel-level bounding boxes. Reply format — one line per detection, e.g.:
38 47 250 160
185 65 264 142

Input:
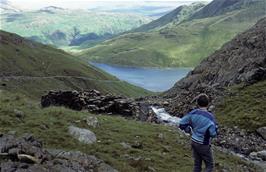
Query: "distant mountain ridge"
0 6 151 48
39 6 65 13
0 0 22 13
79 0 266 67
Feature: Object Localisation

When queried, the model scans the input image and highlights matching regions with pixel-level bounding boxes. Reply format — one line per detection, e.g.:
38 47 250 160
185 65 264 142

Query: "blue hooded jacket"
179 108 218 145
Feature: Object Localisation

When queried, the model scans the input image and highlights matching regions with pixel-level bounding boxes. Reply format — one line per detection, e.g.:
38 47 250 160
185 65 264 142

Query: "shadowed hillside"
0 30 151 97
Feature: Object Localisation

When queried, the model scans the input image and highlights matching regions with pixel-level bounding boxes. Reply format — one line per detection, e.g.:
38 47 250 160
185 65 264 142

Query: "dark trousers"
191 141 214 172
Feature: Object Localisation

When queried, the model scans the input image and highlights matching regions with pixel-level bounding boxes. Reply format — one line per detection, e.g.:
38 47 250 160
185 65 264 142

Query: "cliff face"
164 17 266 115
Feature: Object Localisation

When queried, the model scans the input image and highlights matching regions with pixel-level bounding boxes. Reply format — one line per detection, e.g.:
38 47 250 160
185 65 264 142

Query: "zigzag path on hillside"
0 76 123 83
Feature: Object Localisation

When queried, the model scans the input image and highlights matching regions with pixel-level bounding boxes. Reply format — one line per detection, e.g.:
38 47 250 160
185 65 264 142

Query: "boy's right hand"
184 126 192 134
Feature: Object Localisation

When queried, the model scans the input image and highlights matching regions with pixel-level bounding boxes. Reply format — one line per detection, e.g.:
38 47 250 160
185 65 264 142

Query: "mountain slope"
0 7 151 47
190 0 241 19
79 0 266 67
132 2 205 32
164 17 266 130
190 0 263 19
0 30 151 97
215 80 266 131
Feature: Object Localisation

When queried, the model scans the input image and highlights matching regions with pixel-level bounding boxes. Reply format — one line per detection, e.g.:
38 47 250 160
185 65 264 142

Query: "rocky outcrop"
41 89 140 117
86 116 99 128
215 126 266 155
164 17 266 115
0 133 117 172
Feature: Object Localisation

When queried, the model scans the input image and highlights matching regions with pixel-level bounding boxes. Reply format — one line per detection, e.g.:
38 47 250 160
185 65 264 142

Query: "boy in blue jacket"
179 94 218 172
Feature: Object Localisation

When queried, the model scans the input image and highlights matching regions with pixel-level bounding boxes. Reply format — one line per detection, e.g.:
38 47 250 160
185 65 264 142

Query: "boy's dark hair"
197 94 209 107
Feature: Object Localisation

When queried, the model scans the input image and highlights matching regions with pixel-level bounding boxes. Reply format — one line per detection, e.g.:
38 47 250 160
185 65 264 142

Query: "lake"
90 62 191 92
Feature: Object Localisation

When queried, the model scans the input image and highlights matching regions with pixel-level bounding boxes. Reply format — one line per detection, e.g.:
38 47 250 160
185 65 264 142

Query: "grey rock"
148 166 156 172
162 101 169 106
245 67 266 84
131 140 143 149
7 130 16 135
96 162 118 172
157 133 164 140
257 127 266 140
257 150 266 161
39 124 49 130
249 152 262 161
14 109 25 118
120 142 131 149
17 154 39 164
68 125 97 144
85 116 99 128
8 148 19 156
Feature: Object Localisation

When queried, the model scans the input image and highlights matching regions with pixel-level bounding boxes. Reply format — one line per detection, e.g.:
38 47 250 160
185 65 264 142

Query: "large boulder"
68 125 97 144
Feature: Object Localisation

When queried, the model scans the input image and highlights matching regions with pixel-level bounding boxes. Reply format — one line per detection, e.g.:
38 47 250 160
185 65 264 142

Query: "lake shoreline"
89 61 194 70
89 62 191 92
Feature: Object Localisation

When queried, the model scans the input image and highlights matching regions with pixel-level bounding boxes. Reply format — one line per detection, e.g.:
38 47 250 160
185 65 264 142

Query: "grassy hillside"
0 8 151 47
0 90 262 172
215 81 266 132
0 30 151 98
79 0 266 67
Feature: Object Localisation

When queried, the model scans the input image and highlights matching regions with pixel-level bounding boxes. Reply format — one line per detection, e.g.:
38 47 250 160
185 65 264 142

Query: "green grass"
0 30 152 98
79 2 266 67
0 90 262 172
1 77 152 99
215 81 266 132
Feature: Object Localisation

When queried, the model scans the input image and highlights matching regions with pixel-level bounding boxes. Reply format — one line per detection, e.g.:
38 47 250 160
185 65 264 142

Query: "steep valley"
0 0 266 171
